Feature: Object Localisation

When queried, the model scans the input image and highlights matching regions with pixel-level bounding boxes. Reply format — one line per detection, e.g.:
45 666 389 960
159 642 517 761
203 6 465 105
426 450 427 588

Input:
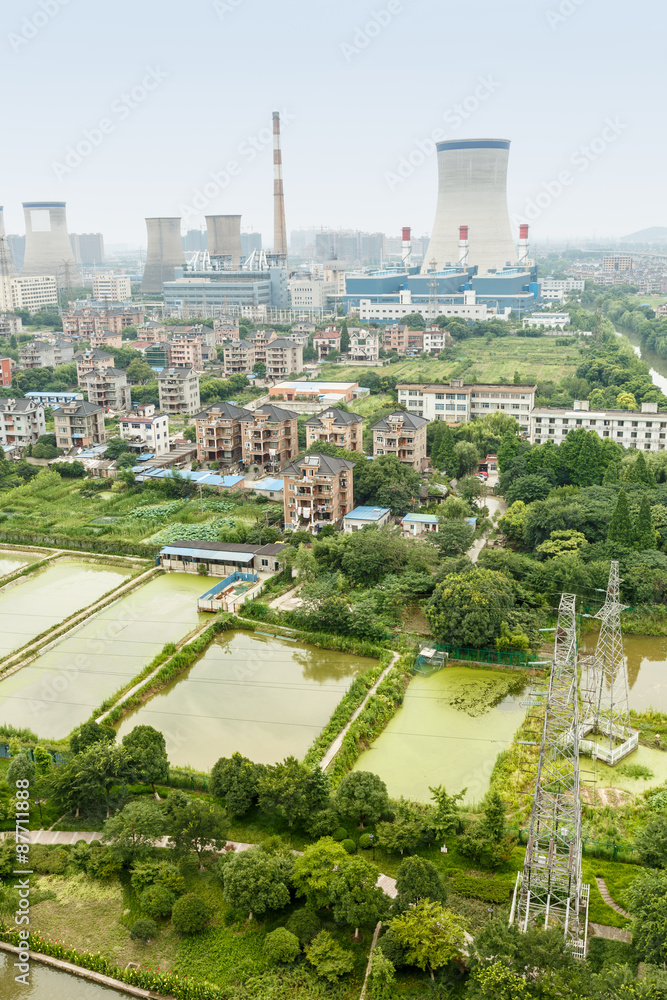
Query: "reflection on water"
615 327 667 394
0 952 130 998
353 667 527 805
581 633 667 712
116 630 375 770
0 548 43 579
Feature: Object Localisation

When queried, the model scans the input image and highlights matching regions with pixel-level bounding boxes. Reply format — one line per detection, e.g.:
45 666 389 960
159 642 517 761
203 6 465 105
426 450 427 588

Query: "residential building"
82 367 132 412
74 348 115 382
213 322 240 344
0 358 12 387
401 513 441 536
70 232 105 265
423 327 451 354
305 406 363 451
20 339 74 369
167 336 204 371
54 400 106 449
396 380 536 432
195 401 251 464
247 477 284 500
285 330 310 347
92 274 132 301
63 309 106 339
137 321 167 343
656 304 667 318
90 331 123 350
0 314 23 337
119 404 170 455
104 306 145 333
283 453 355 533
25 391 83 406
530 400 667 452
383 324 424 354
314 326 341 359
347 328 380 362
524 312 570 329
265 338 303 379
292 322 316 336
223 339 255 377
603 254 633 273
144 343 169 369
158 540 287 576
269 381 359 403
540 278 586 295
372 410 429 470
342 506 392 533
247 329 277 366
157 367 201 415
0 398 46 449
241 404 299 470
0 275 58 313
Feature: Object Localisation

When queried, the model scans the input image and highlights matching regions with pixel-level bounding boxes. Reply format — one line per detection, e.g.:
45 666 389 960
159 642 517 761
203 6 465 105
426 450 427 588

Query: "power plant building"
142 218 185 294
22 202 81 286
163 268 288 314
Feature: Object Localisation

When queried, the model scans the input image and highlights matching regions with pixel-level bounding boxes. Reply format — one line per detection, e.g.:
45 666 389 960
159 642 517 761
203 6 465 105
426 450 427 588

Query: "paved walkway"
467 495 506 565
269 585 303 613
595 877 631 919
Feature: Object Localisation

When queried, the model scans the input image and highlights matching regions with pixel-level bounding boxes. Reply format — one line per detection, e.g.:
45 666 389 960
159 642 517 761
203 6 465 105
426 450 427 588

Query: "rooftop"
241 403 298 421
372 410 429 430
343 506 391 521
397 382 538 393
273 381 358 392
282 453 356 476
251 477 284 492
305 407 363 427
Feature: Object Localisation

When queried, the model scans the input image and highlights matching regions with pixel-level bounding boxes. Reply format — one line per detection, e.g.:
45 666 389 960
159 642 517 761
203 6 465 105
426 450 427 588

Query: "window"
549 418 555 424
631 432 637 438
445 404 455 411
435 404 444 411
618 421 624 427
457 405 466 411
457 394 466 400
435 393 444 400
632 421 638 427
617 432 623 438
446 394 455 400
562 419 569 425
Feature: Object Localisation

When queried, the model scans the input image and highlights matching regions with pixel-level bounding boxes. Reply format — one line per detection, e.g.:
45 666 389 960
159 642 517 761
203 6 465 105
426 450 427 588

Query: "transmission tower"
580 561 638 766
510 593 588 958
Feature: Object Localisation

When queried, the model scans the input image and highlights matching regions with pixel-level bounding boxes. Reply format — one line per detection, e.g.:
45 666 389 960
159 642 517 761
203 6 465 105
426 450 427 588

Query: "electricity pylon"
510 593 588 958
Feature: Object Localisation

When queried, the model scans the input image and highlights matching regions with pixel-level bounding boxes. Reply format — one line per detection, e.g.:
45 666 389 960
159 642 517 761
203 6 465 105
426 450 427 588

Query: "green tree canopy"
163 791 227 868
219 847 293 920
426 568 515 649
334 771 389 828
210 752 263 817
607 489 633 546
292 837 350 910
101 799 166 862
390 899 467 979
394 855 449 913
121 725 169 798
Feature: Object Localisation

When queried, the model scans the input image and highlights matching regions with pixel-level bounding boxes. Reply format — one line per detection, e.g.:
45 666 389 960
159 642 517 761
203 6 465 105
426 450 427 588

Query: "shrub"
305 930 354 982
131 860 184 896
451 871 514 904
359 833 372 850
140 884 175 918
171 893 212 935
341 839 356 854
263 927 300 965
86 847 122 879
29 846 69 875
333 827 347 842
286 908 321 946
129 918 158 942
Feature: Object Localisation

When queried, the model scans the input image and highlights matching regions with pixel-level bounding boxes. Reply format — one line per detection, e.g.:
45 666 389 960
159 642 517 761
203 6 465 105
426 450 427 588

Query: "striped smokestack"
272 111 287 260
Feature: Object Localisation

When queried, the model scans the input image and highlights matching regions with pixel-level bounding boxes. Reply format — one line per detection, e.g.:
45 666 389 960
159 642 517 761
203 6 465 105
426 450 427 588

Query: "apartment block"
305 406 363 451
54 400 106 449
63 309 106 339
0 314 23 337
530 400 667 452
314 326 341 359
372 410 428 470
74 348 115 382
92 274 132 301
157 367 201 415
0 275 58 313
90 331 123 350
283 453 355 534
82 367 132 412
241 404 298 470
223 339 255 376
423 327 451 354
195 401 250 464
0 358 12 387
0 398 46 449
397 380 536 432
347 328 380 362
248 330 277 366
383 324 423 354
167 337 204 371
265 338 303 379
20 339 74 369
119 404 170 456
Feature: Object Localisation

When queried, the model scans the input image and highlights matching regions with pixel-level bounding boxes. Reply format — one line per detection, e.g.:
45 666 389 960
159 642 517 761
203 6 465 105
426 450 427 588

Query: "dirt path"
595 877 631 919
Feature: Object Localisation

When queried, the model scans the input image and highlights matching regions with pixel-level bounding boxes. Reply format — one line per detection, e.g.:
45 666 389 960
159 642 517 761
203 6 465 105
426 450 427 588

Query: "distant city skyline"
1 0 661 246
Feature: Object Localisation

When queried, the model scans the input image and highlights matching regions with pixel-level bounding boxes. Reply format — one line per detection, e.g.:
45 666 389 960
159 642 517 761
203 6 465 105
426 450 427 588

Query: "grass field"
317 336 584 385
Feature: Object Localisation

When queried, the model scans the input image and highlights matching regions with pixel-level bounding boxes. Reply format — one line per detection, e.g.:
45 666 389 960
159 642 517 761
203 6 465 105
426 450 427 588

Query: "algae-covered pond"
116 630 376 770
0 573 219 739
0 559 132 658
353 666 527 805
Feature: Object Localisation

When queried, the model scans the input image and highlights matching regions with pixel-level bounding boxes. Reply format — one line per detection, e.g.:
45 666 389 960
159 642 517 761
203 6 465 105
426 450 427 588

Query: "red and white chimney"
458 225 469 268
402 227 412 271
518 224 529 266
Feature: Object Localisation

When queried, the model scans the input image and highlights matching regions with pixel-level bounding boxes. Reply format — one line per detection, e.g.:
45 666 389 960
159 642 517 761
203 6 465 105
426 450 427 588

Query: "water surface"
581 633 667 713
0 547 46 579
0 952 131 998
116 630 375 769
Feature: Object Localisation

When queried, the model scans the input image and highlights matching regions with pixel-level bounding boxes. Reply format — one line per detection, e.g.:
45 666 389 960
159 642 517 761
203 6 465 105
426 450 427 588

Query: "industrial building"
142 218 185 294
21 202 80 285
162 267 288 314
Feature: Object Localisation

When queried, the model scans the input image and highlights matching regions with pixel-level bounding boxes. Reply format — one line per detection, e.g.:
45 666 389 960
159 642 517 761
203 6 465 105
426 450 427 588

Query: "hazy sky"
1 0 662 246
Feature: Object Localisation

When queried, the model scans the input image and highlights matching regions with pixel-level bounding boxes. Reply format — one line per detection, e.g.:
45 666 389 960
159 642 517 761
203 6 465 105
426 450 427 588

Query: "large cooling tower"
206 215 242 267
0 207 16 276
142 217 185 294
22 201 80 285
422 139 516 275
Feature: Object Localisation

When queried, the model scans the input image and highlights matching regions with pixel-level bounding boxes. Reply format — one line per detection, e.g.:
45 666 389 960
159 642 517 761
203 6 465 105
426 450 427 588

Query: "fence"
0 745 66 764
415 642 543 673
165 769 210 792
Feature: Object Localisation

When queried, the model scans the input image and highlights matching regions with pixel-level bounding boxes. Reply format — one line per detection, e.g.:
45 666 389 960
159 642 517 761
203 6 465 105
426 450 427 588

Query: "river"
615 326 667 394
0 952 131 998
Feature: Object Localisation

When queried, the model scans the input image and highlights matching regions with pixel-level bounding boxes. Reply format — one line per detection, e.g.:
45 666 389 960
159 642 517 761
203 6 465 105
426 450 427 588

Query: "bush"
333 827 347 842
171 893 212 935
305 930 354 982
29 846 69 875
451 871 514 904
359 833 372 850
286 908 321 946
129 918 159 942
263 927 301 965
131 860 184 896
341 839 356 854
140 884 175 918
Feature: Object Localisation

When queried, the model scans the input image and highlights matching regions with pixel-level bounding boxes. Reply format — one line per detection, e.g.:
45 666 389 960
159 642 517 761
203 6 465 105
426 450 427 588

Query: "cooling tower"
206 215 242 267
22 201 80 285
141 217 185 294
0 207 17 277
422 139 516 276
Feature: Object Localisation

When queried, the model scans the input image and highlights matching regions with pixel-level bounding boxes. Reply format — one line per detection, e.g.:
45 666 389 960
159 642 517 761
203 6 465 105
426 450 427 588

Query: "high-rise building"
70 233 105 265
92 274 132 301
241 233 262 257
22 202 81 285
7 235 25 272
182 229 208 252
0 207 17 277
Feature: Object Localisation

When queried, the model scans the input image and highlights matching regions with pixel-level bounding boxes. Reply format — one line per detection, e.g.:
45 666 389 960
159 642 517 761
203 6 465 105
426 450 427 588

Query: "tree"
126 358 155 384
628 450 656 487
495 622 530 654
335 771 388 828
332 856 389 939
220 848 292 920
286 908 321 945
75 742 136 818
390 899 467 979
101 800 166 862
354 454 420 516
182 424 196 443
171 893 212 935
339 321 350 353
121 726 169 799
634 495 657 550
394 856 448 913
436 425 458 475
258 756 326 828
70 720 116 755
163 791 227 868
294 543 318 582
130 918 159 943
635 815 667 869
32 442 59 459
616 391 638 410
210 752 261 816
628 869 667 966
252 360 267 377
536 529 588 558
459 475 485 509
340 527 410 585
433 519 474 557
7 753 35 785
497 431 519 473
104 437 133 460
376 814 424 856
140 883 175 917
426 569 515 648
263 928 300 965
305 930 355 982
454 440 480 478
292 837 350 910
481 789 506 843
470 963 532 999
505 475 553 506
368 949 396 999
429 785 465 841
607 489 633 546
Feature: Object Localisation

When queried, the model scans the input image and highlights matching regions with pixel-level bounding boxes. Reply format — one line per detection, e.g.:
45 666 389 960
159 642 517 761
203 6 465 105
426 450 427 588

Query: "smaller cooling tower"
206 215 242 267
0 207 17 276
22 201 80 285
142 217 185 294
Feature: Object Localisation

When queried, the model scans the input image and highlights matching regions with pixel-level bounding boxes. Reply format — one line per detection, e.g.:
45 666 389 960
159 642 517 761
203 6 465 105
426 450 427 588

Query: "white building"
0 275 58 313
524 312 570 330
119 404 170 455
530 400 667 452
358 290 511 323
540 278 585 295
157 367 201 415
0 398 46 450
347 328 380 362
289 279 337 311
397 379 536 431
423 327 451 354
92 274 132 301
342 506 392 533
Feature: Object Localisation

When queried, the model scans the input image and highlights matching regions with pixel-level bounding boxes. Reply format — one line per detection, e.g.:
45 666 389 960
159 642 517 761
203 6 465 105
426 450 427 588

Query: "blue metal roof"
344 506 391 521
137 453 155 461
161 545 254 563
253 478 284 492
402 513 438 523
